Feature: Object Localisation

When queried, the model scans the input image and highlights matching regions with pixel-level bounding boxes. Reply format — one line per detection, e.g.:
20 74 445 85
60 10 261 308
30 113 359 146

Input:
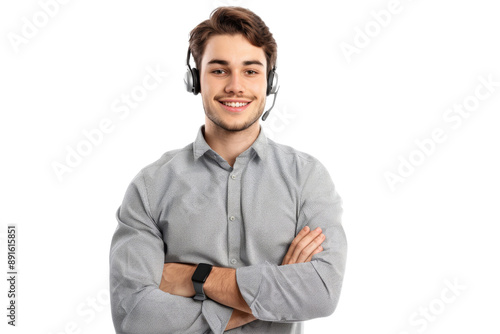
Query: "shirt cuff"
202 299 233 334
235 262 267 317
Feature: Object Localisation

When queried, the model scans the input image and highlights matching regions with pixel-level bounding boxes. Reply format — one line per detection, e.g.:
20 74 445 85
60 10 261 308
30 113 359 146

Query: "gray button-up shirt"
109 125 347 334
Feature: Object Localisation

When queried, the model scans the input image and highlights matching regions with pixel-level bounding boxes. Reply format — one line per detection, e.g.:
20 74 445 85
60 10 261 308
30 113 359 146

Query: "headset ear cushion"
184 67 193 93
192 67 200 95
266 70 275 96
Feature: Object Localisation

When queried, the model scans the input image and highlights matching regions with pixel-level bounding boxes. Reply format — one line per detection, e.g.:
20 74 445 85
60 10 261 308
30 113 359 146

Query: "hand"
225 309 257 331
281 226 325 265
159 263 196 297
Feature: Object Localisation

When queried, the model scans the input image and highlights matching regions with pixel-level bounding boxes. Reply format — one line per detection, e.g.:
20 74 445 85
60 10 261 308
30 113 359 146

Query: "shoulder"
264 138 333 188
266 139 340 205
266 138 325 170
132 143 194 185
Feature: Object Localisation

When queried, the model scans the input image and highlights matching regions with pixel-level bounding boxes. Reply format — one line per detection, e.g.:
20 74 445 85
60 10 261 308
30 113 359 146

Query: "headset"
184 48 279 121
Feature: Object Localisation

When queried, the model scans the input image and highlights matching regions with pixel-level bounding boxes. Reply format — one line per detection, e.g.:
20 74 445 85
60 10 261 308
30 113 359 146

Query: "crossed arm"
159 226 326 331
110 162 346 334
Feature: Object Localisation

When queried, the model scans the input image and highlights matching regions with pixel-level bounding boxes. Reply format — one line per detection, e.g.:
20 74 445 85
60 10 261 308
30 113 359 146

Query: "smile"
222 101 249 107
218 100 252 112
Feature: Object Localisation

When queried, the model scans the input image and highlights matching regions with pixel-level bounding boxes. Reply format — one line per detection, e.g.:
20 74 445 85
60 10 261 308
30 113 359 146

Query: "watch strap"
193 280 206 301
192 263 213 301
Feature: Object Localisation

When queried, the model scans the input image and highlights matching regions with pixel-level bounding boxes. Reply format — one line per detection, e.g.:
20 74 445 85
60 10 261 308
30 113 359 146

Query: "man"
109 6 347 334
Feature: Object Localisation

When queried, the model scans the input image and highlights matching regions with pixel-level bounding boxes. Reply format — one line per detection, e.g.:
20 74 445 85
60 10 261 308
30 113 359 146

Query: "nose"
225 72 245 94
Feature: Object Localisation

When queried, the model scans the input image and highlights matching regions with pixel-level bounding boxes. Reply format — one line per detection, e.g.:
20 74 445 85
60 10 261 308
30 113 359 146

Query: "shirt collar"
193 125 268 161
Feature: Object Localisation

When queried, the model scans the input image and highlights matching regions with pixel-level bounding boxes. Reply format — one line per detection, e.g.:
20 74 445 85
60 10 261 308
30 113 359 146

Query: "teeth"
222 101 249 108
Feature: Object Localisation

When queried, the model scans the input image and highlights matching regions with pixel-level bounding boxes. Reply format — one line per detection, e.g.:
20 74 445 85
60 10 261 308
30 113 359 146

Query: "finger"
282 226 310 265
296 232 325 263
289 228 322 263
282 227 308 265
306 245 323 262
289 227 322 263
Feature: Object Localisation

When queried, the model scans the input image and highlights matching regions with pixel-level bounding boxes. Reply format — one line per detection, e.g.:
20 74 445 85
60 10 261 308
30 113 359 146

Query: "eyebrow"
206 59 265 67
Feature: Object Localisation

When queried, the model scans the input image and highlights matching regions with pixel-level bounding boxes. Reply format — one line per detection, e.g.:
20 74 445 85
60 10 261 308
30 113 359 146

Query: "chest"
156 167 300 266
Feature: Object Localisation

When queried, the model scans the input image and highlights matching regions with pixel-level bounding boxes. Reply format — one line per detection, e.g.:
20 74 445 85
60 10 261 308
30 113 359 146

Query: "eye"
211 69 226 75
246 70 258 75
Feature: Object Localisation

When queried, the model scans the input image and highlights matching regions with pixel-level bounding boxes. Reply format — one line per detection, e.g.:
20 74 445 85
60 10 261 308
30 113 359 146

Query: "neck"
203 118 260 167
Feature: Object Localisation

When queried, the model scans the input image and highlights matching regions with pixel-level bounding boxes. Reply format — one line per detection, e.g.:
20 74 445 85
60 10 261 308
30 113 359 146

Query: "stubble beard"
203 98 265 132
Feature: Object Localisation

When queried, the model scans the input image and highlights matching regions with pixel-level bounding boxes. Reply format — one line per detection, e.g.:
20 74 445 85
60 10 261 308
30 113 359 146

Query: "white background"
1 0 499 333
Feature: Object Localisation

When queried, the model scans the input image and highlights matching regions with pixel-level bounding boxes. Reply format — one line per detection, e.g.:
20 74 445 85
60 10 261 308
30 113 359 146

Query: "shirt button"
231 174 236 180
229 216 235 221
230 259 237 265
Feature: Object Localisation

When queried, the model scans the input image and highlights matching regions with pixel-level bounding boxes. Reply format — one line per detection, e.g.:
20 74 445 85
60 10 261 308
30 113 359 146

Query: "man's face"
199 34 268 132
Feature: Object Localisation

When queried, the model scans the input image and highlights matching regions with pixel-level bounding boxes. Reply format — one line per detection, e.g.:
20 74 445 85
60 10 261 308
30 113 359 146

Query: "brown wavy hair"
189 6 277 76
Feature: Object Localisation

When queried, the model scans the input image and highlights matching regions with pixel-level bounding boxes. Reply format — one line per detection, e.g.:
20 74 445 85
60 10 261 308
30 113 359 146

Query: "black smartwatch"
191 263 213 301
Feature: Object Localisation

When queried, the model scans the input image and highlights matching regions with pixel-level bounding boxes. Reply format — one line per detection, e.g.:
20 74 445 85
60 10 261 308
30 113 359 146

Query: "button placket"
226 162 244 267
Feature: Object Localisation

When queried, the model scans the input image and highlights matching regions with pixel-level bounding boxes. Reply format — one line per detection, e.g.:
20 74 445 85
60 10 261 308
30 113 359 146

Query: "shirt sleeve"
109 170 232 334
235 159 347 322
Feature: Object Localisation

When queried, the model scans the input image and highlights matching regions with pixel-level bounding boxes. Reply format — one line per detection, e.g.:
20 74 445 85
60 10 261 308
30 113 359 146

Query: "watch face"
192 263 213 282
